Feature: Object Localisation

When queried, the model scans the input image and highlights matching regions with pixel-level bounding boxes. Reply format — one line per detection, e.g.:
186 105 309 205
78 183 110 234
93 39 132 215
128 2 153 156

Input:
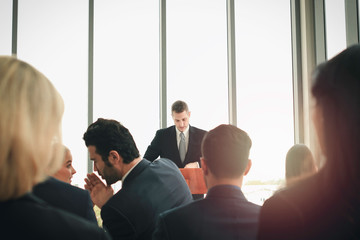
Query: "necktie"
179 132 186 163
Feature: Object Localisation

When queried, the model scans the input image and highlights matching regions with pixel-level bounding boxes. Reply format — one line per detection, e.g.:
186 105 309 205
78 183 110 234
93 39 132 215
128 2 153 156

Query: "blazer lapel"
183 125 193 165
169 126 183 167
122 159 150 187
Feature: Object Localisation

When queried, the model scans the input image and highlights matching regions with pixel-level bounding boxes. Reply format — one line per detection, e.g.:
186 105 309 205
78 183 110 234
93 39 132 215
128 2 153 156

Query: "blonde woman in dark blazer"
0 56 110 239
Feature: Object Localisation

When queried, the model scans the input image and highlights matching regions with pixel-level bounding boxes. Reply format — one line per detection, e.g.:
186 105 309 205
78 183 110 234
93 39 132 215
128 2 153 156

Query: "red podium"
180 168 207 194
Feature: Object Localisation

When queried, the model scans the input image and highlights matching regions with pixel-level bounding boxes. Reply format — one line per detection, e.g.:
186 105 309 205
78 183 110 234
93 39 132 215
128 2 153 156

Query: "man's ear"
200 157 208 175
108 150 122 165
244 159 252 176
187 111 191 118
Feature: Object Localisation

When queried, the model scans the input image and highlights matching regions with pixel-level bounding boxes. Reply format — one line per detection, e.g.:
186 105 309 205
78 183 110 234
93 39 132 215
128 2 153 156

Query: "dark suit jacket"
153 185 261 240
101 158 193 240
258 170 360 240
144 125 207 168
0 193 111 239
32 177 97 224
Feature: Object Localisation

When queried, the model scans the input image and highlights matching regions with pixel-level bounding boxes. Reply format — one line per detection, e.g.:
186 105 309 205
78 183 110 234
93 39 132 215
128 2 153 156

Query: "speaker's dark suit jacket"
32 176 97 224
101 158 193 240
0 193 111 239
144 125 207 168
153 185 261 240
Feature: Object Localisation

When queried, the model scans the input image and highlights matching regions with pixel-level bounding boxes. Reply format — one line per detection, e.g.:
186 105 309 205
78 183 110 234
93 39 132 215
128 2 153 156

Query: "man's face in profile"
88 145 119 186
172 110 190 132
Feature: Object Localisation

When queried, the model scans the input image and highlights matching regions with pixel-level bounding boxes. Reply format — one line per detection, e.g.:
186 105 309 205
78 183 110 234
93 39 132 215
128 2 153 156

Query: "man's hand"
184 162 200 168
84 173 114 208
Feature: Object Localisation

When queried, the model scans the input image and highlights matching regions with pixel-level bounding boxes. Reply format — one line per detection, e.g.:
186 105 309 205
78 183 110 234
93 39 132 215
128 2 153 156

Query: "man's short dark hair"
83 118 140 164
171 100 189 113
201 124 252 178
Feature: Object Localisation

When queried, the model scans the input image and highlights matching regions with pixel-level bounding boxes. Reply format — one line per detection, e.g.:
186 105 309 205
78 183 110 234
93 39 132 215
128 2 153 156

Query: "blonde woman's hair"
0 56 64 201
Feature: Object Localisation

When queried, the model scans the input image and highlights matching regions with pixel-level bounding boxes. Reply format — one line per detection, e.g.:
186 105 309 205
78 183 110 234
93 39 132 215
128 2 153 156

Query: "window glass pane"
235 0 294 205
167 0 228 131
0 0 12 55
17 0 88 187
325 0 346 59
93 0 159 160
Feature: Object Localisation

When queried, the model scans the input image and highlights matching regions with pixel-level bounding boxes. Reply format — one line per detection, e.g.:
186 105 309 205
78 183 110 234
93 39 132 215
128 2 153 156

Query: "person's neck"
122 157 142 176
206 175 244 190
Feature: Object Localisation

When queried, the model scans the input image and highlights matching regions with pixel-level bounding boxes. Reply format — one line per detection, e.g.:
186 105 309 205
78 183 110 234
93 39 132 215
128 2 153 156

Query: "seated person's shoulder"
2 194 110 239
159 199 196 219
159 126 174 133
263 173 321 213
34 177 88 197
152 157 179 169
191 126 207 133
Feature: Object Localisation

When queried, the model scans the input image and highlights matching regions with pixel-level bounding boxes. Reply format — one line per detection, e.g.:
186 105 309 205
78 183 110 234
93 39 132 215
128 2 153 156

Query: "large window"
93 0 159 159
235 0 294 204
325 0 346 59
1 1 353 202
167 0 228 131
0 0 12 55
93 0 159 191
17 0 89 187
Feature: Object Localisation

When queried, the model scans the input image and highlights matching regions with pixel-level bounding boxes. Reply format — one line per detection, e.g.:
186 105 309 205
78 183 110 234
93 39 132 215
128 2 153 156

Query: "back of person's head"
171 100 189 113
83 118 140 164
201 124 252 178
312 44 360 187
285 144 317 185
0 56 64 201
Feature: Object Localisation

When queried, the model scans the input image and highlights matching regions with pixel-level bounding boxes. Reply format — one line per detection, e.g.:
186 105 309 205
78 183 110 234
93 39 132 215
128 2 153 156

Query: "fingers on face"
85 173 105 189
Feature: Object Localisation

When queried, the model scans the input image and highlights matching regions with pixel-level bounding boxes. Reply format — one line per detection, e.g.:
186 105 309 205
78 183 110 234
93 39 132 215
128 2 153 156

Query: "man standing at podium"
144 100 207 199
153 124 261 240
144 100 207 169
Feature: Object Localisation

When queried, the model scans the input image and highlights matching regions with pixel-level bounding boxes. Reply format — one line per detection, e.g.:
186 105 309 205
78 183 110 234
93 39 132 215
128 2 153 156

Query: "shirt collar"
175 125 190 137
121 159 142 182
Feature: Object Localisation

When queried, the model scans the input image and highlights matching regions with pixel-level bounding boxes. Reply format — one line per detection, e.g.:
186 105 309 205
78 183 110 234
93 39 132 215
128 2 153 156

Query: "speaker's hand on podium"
184 162 199 168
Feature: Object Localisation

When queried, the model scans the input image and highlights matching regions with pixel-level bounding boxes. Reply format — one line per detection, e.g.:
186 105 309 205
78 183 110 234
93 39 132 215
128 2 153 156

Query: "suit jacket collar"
169 125 178 148
206 185 247 201
171 125 193 134
122 159 151 187
175 125 189 137
187 125 195 147
46 176 66 185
